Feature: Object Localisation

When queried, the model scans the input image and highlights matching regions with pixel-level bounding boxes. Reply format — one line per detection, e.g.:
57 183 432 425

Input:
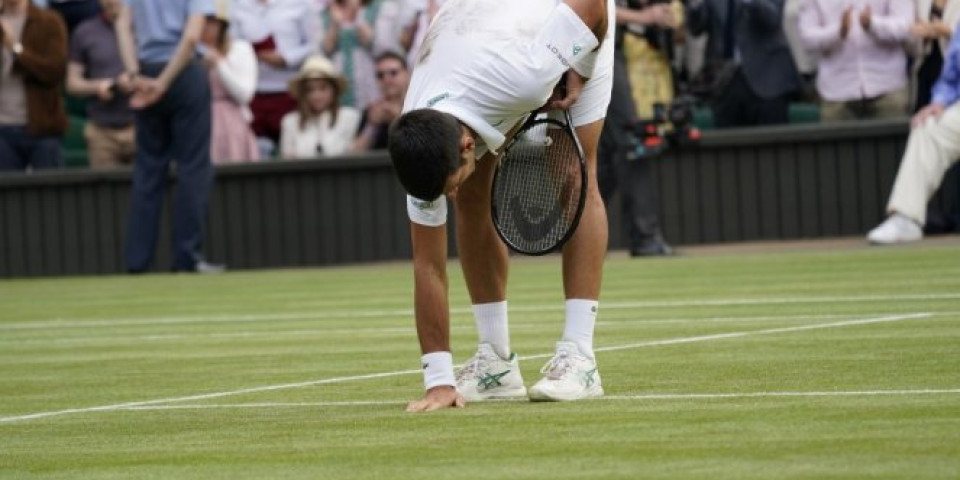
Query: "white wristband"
421 351 455 390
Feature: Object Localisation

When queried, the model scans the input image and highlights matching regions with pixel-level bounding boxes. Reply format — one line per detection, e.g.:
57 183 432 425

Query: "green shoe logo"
582 368 597 388
477 370 511 391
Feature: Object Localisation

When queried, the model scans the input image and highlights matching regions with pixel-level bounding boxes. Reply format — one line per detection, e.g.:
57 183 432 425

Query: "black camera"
625 96 701 161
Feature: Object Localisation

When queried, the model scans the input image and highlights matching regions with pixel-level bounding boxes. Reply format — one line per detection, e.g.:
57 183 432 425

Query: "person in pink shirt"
798 0 913 122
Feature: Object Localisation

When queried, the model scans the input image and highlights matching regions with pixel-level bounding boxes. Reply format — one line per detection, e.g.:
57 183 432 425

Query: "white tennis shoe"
455 343 527 402
528 341 603 402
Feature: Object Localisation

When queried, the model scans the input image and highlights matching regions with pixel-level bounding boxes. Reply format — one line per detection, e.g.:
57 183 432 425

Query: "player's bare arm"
410 222 451 356
406 221 467 412
564 0 608 43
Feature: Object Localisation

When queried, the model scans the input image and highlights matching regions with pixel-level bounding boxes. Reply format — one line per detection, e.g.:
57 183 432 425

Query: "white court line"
2 293 957 331
0 312 934 424
603 389 960 400
4 313 906 346
119 401 409 410
106 388 960 411
0 370 418 424
522 313 934 361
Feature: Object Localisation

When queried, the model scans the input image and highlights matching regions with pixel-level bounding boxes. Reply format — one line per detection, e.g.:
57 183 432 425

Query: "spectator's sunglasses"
376 69 402 80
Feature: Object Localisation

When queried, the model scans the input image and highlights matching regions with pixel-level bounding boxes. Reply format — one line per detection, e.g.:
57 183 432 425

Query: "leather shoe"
173 260 226 274
193 261 226 274
629 240 675 257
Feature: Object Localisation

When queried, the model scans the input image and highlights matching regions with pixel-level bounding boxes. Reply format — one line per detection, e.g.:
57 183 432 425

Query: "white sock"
562 299 598 359
473 301 510 359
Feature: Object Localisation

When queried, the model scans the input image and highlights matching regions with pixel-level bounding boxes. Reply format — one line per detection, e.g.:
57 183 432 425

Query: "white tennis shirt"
403 0 615 226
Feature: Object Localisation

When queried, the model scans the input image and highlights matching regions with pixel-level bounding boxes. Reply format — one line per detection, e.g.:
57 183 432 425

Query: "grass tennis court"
2 239 959 479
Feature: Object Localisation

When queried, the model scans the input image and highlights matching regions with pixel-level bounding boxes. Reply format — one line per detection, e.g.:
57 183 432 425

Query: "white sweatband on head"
407 194 448 226
421 351 456 390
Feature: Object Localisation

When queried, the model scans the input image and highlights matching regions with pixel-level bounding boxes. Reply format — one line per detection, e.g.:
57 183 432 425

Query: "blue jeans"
125 62 213 273
0 126 63 171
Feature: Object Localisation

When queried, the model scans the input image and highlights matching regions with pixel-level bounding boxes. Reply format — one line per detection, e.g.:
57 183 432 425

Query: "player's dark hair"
388 109 462 201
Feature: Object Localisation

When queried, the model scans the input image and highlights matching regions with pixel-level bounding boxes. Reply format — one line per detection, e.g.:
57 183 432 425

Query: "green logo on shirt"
573 44 582 56
427 93 450 107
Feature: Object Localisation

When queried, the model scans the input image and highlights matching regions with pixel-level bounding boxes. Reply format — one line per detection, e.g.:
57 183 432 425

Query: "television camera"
625 96 701 161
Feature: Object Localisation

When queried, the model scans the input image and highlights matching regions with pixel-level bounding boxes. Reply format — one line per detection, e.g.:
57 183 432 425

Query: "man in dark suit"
687 0 799 127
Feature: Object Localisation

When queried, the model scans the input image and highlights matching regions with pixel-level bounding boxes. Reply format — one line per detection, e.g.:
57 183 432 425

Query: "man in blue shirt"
116 0 223 272
868 26 960 245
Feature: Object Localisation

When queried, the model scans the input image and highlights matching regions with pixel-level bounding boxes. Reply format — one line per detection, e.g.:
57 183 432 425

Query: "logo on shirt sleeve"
546 43 570 68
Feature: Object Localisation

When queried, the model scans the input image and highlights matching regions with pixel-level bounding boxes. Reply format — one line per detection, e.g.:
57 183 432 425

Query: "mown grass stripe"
0 313 930 424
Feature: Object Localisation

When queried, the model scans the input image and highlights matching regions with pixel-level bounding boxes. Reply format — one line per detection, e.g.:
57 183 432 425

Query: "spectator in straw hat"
279 54 360 159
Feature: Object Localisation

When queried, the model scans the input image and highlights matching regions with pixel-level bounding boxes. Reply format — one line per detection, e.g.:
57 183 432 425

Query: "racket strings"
492 120 584 254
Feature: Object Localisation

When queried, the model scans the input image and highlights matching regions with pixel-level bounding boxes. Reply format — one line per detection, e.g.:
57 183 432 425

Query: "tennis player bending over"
389 0 614 412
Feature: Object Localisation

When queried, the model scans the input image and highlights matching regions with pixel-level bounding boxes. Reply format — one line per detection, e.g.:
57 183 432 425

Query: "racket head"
491 111 587 255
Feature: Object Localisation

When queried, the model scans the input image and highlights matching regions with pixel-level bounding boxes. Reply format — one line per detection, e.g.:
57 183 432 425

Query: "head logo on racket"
491 110 586 255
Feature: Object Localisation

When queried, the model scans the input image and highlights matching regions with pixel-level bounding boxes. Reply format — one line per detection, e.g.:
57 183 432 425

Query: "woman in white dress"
201 1 260 164
280 55 361 159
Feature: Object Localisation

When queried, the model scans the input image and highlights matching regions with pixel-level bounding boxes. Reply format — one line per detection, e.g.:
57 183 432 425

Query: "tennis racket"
491 109 587 255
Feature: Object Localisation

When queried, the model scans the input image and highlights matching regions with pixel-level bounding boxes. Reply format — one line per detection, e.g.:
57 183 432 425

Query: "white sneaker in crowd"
455 343 527 402
528 341 603 402
867 213 923 245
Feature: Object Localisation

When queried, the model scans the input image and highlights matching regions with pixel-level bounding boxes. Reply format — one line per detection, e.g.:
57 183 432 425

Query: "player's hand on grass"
405 386 465 413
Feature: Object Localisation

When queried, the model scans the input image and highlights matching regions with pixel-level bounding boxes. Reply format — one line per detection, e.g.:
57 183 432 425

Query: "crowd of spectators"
2 0 960 247
0 0 422 171
6 0 959 169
